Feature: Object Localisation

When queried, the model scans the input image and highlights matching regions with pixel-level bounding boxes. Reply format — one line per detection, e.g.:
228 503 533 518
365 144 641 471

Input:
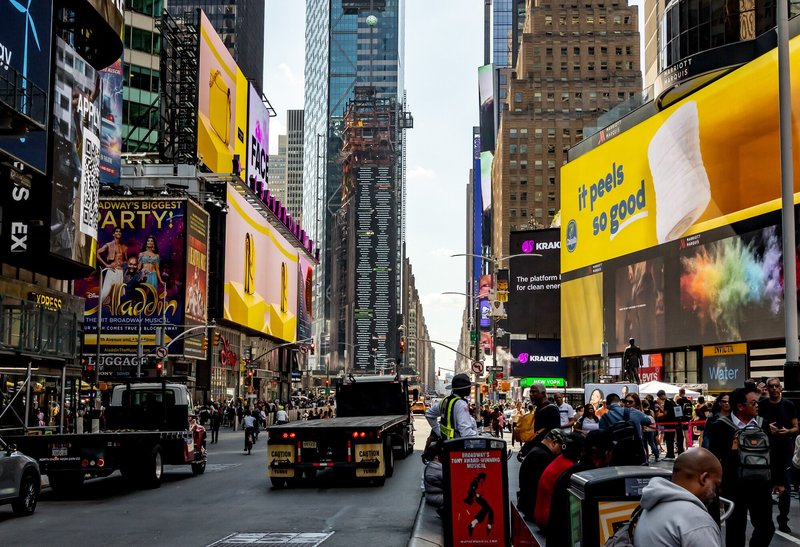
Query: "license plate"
51 448 68 457
302 441 317 449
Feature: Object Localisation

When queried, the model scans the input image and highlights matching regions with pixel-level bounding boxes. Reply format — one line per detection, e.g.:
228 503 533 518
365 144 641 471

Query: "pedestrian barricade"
652 419 707 447
567 466 671 546
441 436 510 547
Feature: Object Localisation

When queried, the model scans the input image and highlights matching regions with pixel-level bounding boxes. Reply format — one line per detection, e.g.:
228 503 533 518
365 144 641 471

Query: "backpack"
516 412 535 442
605 407 637 445
603 505 643 547
681 401 694 422
720 416 771 481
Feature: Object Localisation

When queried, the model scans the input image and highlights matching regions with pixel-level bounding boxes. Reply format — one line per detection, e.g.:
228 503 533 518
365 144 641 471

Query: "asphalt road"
0 416 434 547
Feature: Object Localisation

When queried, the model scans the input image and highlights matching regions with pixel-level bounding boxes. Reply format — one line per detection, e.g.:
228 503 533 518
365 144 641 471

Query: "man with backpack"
757 378 798 533
599 393 649 465
706 386 774 547
675 388 693 453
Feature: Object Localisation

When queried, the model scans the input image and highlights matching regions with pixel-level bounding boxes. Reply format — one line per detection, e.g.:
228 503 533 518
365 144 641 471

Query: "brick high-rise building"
491 0 642 258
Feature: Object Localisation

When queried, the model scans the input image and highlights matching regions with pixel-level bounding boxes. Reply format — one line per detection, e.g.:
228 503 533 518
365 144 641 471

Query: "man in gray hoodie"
634 447 722 546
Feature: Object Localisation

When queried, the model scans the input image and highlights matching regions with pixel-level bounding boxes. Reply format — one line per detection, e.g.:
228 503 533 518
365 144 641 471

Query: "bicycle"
244 427 254 455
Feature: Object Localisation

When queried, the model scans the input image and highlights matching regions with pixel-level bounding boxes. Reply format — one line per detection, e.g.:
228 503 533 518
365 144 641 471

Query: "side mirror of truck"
6 443 16 456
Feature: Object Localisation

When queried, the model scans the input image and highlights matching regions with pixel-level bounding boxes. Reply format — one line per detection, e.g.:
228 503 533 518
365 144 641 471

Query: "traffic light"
309 342 315 355
247 368 253 378
212 331 220 346
156 360 163 376
399 336 406 354
201 336 208 352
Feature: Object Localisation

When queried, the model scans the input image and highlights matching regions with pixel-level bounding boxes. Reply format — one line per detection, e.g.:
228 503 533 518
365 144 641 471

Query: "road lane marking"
206 532 334 546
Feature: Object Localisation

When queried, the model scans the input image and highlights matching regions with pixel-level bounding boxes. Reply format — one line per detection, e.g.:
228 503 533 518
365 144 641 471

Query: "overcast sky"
263 1 483 373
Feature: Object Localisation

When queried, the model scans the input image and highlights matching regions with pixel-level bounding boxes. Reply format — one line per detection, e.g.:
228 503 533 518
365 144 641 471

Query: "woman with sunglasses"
700 393 731 449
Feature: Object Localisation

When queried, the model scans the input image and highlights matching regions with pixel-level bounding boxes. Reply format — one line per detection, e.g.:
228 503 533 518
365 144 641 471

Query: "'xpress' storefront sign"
510 339 566 379
561 34 800 274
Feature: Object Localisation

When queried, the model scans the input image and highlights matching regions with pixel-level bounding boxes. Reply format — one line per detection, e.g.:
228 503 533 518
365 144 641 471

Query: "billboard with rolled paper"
561 34 800 274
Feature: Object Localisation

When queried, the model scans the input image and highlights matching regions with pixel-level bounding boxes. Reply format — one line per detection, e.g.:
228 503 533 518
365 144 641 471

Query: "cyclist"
242 410 256 454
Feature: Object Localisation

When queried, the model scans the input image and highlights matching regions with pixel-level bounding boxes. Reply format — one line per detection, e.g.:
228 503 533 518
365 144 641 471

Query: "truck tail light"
281 432 289 439
97 458 105 468
352 431 358 439
297 443 302 463
289 432 296 439
347 441 352 463
81 459 88 468
359 432 366 438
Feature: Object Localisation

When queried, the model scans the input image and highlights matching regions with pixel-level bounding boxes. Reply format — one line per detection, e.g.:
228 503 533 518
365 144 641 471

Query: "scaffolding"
158 9 199 165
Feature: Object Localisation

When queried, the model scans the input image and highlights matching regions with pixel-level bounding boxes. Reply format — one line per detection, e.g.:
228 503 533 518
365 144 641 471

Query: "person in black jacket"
706 386 774 547
519 383 560 458
517 429 564 518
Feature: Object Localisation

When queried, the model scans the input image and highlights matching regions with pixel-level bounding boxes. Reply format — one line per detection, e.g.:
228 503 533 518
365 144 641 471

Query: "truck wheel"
270 477 287 488
12 473 38 516
384 438 394 478
48 472 84 496
140 445 163 489
191 461 206 475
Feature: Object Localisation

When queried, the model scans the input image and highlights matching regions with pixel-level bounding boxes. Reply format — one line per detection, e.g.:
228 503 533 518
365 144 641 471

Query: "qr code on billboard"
80 131 100 240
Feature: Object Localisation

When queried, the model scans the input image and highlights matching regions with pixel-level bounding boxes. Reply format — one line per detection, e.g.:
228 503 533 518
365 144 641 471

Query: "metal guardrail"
0 67 47 130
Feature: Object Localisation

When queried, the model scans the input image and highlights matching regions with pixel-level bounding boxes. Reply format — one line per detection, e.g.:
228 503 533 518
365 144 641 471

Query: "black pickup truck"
267 375 415 487
7 382 206 494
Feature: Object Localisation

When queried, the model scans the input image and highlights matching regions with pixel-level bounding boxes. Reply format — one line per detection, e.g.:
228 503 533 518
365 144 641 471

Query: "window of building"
559 15 567 25
510 192 517 201
534 176 543 186
515 91 523 102
509 160 518 170
572 14 579 24
626 46 633 55
548 208 556 217
560 61 567 70
520 178 528 186
599 15 606 24
520 128 528 135
562 128 571 138
547 128 556 138
519 144 528 154
521 209 528 217
614 15 622 24
561 47 568 55
535 191 543 201
510 209 517 217
616 46 623 55
510 128 518 137
573 46 580 55
520 161 528 170
547 160 556 169
545 15 553 25
534 92 542 101
535 207 543 218
601 60 608 70
587 15 594 24
534 160 543 168
509 144 517 154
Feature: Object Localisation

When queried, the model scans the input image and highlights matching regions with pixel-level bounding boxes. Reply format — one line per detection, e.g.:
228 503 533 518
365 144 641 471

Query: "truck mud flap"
354 443 384 478
268 444 296 478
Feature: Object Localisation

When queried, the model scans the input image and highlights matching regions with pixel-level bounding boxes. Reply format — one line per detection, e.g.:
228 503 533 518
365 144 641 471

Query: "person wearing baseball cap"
517 429 565 518
426 373 478 441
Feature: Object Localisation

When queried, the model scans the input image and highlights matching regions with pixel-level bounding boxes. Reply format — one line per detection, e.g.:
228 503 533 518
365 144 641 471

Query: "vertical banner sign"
74 199 190 377
473 132 482 297
297 255 314 340
99 55 124 185
51 37 100 267
184 200 210 359
353 165 397 373
246 82 270 198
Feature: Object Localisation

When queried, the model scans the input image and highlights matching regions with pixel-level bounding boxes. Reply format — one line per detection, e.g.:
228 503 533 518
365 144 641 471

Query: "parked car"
0 436 40 516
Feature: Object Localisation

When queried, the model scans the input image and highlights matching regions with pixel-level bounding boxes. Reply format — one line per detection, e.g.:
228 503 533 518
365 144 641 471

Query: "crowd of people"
423 374 799 547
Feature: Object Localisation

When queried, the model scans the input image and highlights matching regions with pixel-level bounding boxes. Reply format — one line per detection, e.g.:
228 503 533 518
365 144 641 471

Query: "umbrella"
639 381 701 397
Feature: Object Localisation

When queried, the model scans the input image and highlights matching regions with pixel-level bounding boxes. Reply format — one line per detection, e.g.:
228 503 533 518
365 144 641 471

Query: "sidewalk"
408 446 800 546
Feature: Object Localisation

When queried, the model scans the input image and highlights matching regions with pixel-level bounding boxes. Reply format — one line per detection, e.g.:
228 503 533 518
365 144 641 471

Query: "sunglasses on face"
768 384 782 389
720 400 730 404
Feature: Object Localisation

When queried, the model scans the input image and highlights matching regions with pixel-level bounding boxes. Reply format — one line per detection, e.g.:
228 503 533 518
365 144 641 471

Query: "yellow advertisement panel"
598 501 640 544
224 184 298 342
197 12 247 175
267 444 295 478
562 273 603 357
561 36 800 273
354 443 385 478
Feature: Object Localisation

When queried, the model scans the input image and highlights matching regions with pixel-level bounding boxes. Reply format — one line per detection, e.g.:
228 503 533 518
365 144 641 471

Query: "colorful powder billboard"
75 199 192 368
224 183 298 342
99 55 124 185
561 34 800 275
197 11 247 176
50 37 100 268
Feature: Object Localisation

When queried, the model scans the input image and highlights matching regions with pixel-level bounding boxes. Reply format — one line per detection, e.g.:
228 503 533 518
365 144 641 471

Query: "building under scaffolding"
330 87 411 374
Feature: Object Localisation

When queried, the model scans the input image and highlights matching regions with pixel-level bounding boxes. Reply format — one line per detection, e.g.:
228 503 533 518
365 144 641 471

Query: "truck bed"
267 415 407 430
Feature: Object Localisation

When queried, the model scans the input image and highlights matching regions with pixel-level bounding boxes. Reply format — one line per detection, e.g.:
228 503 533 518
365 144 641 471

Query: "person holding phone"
758 378 798 533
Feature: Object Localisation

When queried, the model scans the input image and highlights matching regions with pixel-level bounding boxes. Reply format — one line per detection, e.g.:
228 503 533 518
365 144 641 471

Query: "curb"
408 494 444 547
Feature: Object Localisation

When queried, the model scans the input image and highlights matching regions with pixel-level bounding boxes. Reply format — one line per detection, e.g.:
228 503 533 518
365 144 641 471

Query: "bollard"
441 436 510 547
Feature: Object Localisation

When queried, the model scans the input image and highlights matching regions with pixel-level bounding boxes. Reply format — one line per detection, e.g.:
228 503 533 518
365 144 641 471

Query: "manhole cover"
204 463 242 473
207 532 333 547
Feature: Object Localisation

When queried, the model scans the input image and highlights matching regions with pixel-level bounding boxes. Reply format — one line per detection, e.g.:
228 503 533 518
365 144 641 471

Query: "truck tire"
11 472 38 516
48 472 84 496
191 460 206 475
270 477 287 488
140 445 163 489
383 437 394 479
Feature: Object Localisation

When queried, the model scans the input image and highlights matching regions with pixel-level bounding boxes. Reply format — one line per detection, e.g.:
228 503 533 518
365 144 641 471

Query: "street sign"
488 366 503 372
471 361 484 374
470 331 477 343
155 346 168 359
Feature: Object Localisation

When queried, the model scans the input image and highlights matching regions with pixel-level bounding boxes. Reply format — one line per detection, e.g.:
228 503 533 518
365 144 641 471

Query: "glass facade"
659 0 800 70
167 0 265 91
302 0 405 372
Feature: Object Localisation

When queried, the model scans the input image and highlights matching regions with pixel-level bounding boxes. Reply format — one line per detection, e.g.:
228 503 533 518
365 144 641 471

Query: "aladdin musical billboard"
197 11 247 176
224 183 298 343
75 198 209 373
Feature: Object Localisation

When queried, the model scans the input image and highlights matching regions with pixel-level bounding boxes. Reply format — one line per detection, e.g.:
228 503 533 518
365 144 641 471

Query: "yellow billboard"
561 35 800 274
197 11 248 176
562 273 603 357
224 184 298 342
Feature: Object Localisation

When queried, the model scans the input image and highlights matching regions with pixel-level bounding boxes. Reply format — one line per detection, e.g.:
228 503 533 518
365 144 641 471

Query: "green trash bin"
567 466 672 546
